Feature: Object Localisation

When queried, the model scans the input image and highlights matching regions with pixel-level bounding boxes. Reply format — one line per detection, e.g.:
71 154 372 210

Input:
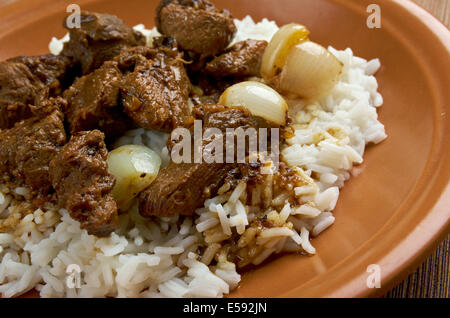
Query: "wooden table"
412 0 450 27
383 0 450 299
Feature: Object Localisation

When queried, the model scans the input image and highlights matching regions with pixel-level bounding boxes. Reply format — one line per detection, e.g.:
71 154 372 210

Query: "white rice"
1 16 386 298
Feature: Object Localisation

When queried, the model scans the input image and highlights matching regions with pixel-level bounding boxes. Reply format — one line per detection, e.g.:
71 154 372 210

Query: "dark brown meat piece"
139 105 270 218
0 54 77 129
0 61 43 129
29 96 68 119
0 103 67 195
151 35 180 51
189 75 237 106
139 162 231 218
194 104 270 131
63 61 132 138
49 130 118 237
117 46 193 132
156 0 236 58
61 11 145 74
205 40 268 78
8 54 78 96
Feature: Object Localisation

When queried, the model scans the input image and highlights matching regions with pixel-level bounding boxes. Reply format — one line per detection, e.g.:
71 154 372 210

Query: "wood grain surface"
383 0 450 299
412 0 450 27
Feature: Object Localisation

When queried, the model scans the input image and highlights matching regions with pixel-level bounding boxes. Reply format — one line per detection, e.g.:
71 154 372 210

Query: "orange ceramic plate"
0 0 449 298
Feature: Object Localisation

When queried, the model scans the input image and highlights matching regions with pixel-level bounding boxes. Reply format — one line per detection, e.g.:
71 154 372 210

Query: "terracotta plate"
0 0 449 298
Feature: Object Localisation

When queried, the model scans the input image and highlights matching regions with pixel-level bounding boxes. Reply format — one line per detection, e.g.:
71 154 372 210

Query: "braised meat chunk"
0 61 44 129
151 35 180 51
139 162 231 218
156 0 236 58
118 46 192 132
139 105 270 218
195 103 271 130
205 40 268 78
61 11 145 74
0 105 66 195
63 61 131 138
0 54 76 129
49 130 118 236
8 54 78 96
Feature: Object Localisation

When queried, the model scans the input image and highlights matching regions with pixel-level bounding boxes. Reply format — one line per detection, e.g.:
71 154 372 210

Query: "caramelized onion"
261 23 310 80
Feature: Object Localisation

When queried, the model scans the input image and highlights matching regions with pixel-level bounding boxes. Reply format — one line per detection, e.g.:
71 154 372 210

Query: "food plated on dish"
0 0 447 298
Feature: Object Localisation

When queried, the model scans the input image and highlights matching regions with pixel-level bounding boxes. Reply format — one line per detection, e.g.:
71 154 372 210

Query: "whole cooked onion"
219 81 288 126
107 145 161 208
278 41 343 99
